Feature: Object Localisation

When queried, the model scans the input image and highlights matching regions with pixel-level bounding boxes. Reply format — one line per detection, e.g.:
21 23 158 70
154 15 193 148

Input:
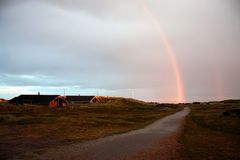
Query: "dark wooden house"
66 96 100 104
9 95 67 107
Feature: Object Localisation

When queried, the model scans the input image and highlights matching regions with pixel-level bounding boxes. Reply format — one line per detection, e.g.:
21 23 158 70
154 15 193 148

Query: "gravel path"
20 107 189 160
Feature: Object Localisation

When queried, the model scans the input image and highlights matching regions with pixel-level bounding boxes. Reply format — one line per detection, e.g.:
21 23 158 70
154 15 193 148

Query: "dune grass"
179 103 240 160
0 98 181 159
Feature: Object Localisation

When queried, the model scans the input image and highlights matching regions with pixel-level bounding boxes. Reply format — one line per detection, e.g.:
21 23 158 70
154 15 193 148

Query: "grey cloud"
0 0 144 20
0 0 240 102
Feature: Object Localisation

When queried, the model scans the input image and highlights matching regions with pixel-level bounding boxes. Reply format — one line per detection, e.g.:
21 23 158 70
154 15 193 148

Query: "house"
66 96 100 104
9 94 67 107
0 98 7 103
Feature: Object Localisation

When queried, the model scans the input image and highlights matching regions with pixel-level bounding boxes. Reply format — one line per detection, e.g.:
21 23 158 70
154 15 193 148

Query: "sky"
0 0 240 103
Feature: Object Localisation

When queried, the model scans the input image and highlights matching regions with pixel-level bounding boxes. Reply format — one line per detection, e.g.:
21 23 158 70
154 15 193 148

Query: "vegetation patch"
0 98 181 159
179 104 240 160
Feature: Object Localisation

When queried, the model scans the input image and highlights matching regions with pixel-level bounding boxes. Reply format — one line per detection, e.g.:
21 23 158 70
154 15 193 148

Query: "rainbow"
141 2 186 103
210 51 224 101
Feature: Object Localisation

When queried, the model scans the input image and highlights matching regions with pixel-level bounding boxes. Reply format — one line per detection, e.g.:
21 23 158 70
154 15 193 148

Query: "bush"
223 110 230 116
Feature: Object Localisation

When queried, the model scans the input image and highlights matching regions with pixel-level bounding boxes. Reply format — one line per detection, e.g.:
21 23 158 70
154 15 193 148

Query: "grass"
0 98 181 159
179 103 240 160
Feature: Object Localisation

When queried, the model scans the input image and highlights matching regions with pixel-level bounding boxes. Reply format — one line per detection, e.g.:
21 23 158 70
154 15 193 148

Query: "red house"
9 95 67 107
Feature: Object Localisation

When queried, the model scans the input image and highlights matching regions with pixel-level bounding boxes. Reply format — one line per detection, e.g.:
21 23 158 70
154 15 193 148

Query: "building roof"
66 96 95 102
0 98 7 102
9 95 60 105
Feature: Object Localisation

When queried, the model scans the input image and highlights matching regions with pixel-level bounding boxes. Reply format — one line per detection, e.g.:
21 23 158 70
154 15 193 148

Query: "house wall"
49 96 67 107
68 101 91 104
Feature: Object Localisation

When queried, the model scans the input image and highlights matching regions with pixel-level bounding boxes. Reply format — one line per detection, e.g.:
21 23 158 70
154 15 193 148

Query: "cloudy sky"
0 0 240 102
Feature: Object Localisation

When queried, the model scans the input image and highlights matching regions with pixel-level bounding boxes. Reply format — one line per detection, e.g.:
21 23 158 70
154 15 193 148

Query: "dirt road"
19 107 190 160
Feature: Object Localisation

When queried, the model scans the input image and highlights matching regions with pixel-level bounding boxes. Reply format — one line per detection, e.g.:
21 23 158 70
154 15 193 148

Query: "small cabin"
66 96 100 104
9 95 67 107
0 98 7 103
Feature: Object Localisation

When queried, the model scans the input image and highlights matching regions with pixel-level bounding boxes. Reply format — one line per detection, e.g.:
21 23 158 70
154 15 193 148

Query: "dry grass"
0 98 181 159
179 103 240 160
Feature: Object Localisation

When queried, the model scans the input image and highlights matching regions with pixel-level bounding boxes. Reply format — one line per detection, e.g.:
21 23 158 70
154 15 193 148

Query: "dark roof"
0 98 7 102
66 96 95 102
9 95 60 105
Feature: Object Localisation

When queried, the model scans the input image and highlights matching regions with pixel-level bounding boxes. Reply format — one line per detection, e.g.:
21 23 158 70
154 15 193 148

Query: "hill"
0 97 181 159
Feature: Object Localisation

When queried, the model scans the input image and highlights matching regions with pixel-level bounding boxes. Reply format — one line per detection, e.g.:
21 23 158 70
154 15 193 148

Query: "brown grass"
179 103 240 160
0 99 181 159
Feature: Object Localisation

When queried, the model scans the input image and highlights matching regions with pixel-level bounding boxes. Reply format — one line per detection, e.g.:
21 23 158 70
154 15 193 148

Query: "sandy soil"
16 107 189 160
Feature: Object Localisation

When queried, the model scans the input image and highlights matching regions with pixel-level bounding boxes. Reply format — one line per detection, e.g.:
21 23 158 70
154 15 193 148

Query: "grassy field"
0 98 181 159
179 101 240 160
